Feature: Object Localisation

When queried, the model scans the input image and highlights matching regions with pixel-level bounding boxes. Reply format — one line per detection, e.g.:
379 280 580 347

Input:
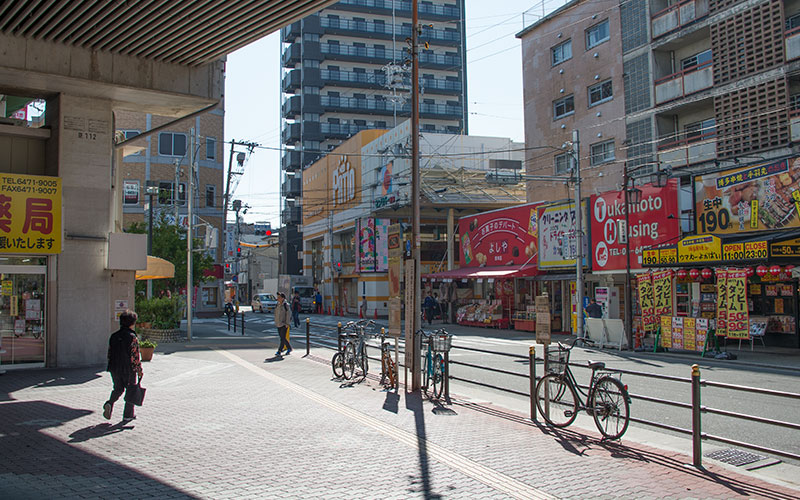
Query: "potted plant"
139 338 157 362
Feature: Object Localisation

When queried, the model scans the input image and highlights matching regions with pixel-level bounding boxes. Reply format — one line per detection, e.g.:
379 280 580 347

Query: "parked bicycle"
378 327 397 389
418 328 451 399
331 319 375 380
535 337 631 440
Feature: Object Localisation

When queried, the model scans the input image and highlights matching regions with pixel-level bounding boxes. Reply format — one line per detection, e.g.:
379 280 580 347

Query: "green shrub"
135 296 184 329
139 338 158 348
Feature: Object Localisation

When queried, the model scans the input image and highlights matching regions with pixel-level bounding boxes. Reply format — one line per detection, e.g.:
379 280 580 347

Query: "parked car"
252 293 278 313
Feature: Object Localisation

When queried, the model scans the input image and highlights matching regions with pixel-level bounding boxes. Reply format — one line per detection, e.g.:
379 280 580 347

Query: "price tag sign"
723 243 743 261
659 248 677 264
642 249 659 266
744 241 767 260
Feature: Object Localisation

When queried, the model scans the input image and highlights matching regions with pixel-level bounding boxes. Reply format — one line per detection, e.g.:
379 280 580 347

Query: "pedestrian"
423 292 436 325
315 289 323 314
291 290 301 327
103 310 143 421
275 292 292 356
360 295 368 318
586 298 603 319
433 292 441 321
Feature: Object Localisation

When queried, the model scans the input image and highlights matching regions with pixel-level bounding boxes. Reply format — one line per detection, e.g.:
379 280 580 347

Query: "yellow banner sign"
652 270 673 318
678 235 721 263
659 248 677 264
642 249 659 266
726 269 749 339
722 242 743 261
0 173 61 254
744 241 767 260
770 237 800 257
660 315 672 348
716 270 728 337
638 273 655 332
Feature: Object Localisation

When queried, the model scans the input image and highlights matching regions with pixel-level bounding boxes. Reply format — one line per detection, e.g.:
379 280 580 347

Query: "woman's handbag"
125 382 146 406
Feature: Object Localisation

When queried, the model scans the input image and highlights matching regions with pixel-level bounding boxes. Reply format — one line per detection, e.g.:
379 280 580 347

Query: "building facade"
280 0 468 275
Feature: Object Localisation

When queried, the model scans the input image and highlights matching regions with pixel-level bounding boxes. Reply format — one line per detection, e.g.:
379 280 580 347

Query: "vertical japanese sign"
660 315 672 348
357 218 376 272
387 223 403 337
716 270 728 337
652 270 674 319
0 173 62 254
671 316 684 349
726 269 749 339
637 273 655 332
696 318 709 352
683 317 696 351
538 201 589 268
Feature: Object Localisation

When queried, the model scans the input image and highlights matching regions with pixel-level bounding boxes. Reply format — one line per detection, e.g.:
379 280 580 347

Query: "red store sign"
459 203 541 268
590 179 680 271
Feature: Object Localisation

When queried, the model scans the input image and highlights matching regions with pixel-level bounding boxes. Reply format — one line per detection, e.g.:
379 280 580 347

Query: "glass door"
0 264 47 368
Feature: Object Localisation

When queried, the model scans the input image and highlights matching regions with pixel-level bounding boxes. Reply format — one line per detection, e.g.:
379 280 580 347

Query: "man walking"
103 310 143 421
423 292 436 325
586 298 603 319
275 292 292 356
291 290 301 328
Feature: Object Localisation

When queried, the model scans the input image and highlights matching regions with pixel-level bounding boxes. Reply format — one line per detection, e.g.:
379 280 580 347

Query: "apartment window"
303 113 320 121
158 181 187 205
121 130 141 154
303 59 319 68
327 117 340 124
685 118 715 143
787 13 800 30
304 86 319 95
303 33 319 41
423 123 436 131
375 121 387 128
791 93 800 112
158 132 187 157
586 19 609 49
205 137 216 160
551 40 572 66
554 153 571 175
354 119 366 126
681 49 712 72
590 140 615 165
206 185 215 208
588 79 613 106
553 95 574 119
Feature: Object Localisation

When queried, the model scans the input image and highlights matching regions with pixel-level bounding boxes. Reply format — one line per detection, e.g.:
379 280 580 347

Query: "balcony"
657 134 716 170
282 69 301 93
282 123 301 144
791 111 800 142
331 0 460 20
651 0 708 39
282 204 302 225
282 95 301 119
654 61 713 104
787 27 800 61
320 122 371 138
281 43 300 67
320 43 460 69
282 150 301 172
320 96 462 119
282 176 302 199
320 17 460 45
421 77 461 94
321 68 387 88
281 21 300 43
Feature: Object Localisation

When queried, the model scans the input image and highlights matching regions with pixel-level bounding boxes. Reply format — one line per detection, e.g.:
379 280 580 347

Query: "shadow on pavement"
405 390 442 499
68 421 135 442
0 366 104 402
0 400 198 499
382 390 399 413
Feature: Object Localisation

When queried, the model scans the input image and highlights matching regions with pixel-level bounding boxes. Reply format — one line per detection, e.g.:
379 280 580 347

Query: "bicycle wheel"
331 352 345 379
431 353 445 399
342 343 356 380
590 377 630 440
536 374 579 427
359 343 369 375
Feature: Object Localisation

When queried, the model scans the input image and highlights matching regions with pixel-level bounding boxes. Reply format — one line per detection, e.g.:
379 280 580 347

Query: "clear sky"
224 0 560 227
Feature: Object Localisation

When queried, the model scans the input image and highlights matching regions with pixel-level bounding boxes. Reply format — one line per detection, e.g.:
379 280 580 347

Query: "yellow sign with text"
678 235 721 263
659 247 677 264
0 173 62 254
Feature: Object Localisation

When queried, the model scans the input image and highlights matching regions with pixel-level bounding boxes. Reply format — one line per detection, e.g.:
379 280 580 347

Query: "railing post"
337 321 342 352
530 345 537 421
305 317 310 357
444 349 450 402
233 310 237 332
692 364 702 468
241 311 245 336
227 311 230 331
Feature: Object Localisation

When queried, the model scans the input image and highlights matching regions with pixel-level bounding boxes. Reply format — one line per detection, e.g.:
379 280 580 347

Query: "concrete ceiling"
0 0 336 67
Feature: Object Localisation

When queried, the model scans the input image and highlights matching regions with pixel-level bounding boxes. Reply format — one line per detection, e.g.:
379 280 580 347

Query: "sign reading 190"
697 208 731 233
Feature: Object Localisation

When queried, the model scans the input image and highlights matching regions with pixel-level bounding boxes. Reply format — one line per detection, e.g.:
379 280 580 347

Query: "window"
791 93 800 112
590 140 615 165
303 86 319 94
681 49 712 72
588 79 613 106
551 40 572 66
787 13 800 30
423 123 436 131
554 153 571 175
553 95 574 119
684 118 715 143
303 113 320 121
586 19 609 49
158 132 187 157
303 33 319 41
205 137 216 160
303 59 319 68
206 185 215 208
158 181 186 206
123 180 140 205
120 130 141 155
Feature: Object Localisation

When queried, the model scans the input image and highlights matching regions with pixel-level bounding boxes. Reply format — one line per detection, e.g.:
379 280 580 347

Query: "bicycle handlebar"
556 336 595 351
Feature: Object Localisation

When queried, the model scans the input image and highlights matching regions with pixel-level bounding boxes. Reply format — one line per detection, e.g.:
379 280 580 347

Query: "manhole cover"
705 448 766 466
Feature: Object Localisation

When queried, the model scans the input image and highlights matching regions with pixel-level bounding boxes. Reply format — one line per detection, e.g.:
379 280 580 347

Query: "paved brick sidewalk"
1 339 798 499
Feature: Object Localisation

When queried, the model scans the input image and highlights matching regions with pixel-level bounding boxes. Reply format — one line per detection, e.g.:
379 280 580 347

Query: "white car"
252 293 278 313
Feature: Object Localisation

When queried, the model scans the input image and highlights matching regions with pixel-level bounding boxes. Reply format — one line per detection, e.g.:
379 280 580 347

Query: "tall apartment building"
279 0 468 274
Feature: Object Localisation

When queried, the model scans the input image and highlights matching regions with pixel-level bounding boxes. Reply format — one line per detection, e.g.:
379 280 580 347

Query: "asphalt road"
190 310 800 466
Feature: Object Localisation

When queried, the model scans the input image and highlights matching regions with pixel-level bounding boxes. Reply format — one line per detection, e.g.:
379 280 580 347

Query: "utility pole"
572 130 584 339
624 163 633 349
145 180 158 299
223 139 236 248
186 128 195 341
410 0 422 391
174 158 180 226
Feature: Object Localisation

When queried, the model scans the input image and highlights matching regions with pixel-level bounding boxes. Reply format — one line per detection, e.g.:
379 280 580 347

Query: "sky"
224 0 564 227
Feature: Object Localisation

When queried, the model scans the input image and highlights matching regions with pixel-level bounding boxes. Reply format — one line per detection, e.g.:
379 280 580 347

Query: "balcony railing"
654 61 713 104
657 133 716 170
320 43 461 67
320 95 462 117
320 122 372 136
319 69 460 92
786 27 800 61
320 16 460 42
651 0 708 39
334 0 460 18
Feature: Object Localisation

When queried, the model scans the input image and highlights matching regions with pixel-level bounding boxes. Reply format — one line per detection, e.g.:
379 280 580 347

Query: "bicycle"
535 337 631 440
340 319 375 380
331 320 361 379
418 328 451 399
378 328 397 389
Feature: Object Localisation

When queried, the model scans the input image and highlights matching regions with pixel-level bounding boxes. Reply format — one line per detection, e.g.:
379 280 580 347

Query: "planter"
138 327 186 343
140 346 155 362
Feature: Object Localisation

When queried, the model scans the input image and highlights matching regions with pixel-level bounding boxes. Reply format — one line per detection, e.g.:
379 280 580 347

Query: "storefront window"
0 261 47 368
202 287 218 307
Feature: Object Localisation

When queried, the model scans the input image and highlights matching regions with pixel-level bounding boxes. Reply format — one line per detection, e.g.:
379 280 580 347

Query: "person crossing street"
275 292 292 356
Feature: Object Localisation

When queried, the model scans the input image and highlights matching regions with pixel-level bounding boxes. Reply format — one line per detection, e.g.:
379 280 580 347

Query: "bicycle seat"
587 360 605 371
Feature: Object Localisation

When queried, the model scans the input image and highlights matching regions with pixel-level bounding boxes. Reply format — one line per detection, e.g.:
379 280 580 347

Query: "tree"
127 213 215 296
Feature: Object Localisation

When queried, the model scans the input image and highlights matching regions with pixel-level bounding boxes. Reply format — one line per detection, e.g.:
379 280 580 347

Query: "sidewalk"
1 335 799 499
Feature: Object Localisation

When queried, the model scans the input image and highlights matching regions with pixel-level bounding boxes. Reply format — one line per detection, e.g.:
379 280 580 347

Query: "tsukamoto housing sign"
0 173 62 254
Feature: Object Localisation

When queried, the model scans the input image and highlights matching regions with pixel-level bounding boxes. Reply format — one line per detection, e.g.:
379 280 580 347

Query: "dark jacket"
107 327 142 384
586 303 603 319
292 296 301 312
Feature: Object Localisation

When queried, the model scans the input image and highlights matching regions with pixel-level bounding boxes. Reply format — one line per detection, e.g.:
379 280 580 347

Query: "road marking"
216 349 555 500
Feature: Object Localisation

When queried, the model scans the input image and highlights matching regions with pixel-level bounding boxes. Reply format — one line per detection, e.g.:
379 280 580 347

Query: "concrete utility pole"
411 0 422 391
187 128 195 341
572 129 584 339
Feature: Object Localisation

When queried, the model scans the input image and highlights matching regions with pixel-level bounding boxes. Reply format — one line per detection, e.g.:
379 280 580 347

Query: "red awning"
423 264 539 280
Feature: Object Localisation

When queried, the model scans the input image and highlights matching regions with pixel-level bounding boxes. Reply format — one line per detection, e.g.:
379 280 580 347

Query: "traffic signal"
225 263 232 273
237 246 242 257
265 229 272 236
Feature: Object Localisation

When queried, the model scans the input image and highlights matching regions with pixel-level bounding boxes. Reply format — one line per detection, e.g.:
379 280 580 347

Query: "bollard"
233 310 237 332
306 317 310 357
529 345 537 421
241 311 245 336
227 312 231 331
444 350 450 402
337 321 342 352
691 364 702 468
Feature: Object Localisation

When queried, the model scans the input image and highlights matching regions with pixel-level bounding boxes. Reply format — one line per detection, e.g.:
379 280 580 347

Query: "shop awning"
423 264 539 280
135 256 175 280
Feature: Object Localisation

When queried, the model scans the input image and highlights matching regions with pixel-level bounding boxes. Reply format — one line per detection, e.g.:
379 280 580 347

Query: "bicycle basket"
432 334 452 353
545 345 570 375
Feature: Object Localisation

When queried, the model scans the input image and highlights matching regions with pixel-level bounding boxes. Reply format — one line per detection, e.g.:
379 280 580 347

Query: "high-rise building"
279 0 468 274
